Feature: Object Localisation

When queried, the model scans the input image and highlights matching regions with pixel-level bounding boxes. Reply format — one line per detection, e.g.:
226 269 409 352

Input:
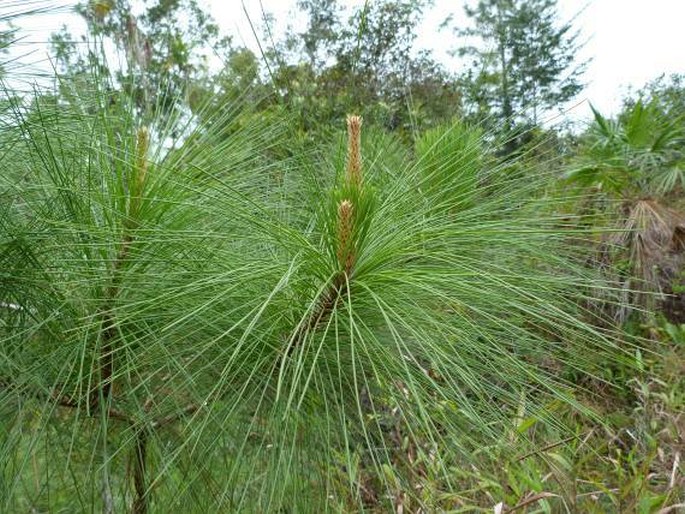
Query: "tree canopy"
455 0 586 140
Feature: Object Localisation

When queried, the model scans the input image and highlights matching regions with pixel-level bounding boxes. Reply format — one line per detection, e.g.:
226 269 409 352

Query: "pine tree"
456 0 586 137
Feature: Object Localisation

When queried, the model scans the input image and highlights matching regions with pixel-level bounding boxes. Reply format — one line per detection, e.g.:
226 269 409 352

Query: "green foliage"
456 0 586 136
426 313 684 513
625 73 685 124
565 80 685 324
0 59 634 511
568 101 685 197
415 121 482 212
51 0 231 122
569 73 685 199
0 27 11 78
271 0 461 135
4 3 684 512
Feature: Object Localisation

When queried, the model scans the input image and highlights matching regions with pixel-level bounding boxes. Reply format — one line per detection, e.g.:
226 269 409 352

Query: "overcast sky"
5 0 685 126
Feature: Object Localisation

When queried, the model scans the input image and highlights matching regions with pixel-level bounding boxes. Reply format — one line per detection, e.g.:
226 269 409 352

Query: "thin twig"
515 434 579 462
151 403 201 429
0 377 133 423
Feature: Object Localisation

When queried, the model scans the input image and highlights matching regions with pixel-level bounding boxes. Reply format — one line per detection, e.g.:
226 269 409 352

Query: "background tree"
297 0 341 69
455 0 586 147
271 0 461 135
51 0 231 123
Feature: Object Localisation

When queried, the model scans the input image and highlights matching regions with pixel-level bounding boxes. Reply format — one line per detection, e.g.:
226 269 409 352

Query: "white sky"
4 0 685 126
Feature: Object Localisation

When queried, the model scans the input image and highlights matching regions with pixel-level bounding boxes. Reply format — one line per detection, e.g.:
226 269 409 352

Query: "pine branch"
93 235 132 409
0 377 133 423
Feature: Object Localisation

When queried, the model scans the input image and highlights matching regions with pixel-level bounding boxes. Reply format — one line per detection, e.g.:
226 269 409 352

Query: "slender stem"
131 428 149 514
152 403 201 429
93 125 147 411
91 235 132 410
